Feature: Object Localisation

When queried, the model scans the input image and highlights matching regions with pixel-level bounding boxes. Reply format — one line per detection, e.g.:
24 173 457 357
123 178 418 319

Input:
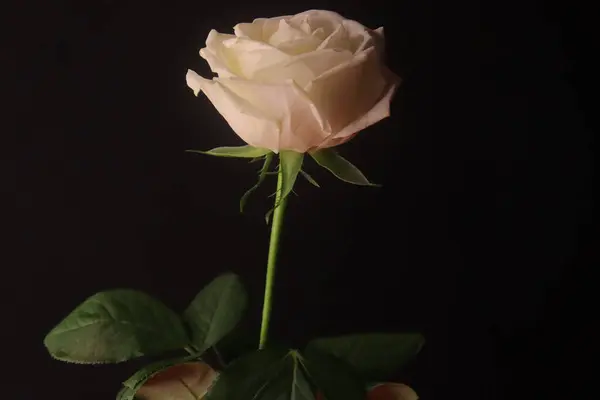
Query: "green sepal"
240 153 273 213
309 148 379 186
264 151 304 224
280 151 304 199
299 170 320 188
187 146 271 158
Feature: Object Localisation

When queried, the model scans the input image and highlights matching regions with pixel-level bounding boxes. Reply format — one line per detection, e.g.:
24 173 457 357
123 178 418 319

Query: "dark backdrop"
10 0 593 399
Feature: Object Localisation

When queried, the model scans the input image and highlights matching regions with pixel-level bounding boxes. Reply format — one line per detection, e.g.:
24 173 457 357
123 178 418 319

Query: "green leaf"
299 170 320 188
305 333 425 380
187 146 271 158
44 290 190 364
279 150 304 200
206 347 289 400
183 273 248 354
259 351 315 400
309 149 378 186
240 153 273 213
301 347 365 400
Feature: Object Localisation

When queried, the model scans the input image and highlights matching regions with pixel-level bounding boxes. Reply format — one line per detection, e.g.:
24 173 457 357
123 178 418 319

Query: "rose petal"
234 17 291 42
220 37 290 78
305 47 388 134
343 20 380 53
186 69 203 95
216 78 331 152
233 22 263 40
186 70 281 151
318 70 399 149
289 10 346 36
269 19 321 55
368 383 419 400
318 24 350 51
269 19 311 45
200 30 240 77
135 362 218 400
253 48 353 88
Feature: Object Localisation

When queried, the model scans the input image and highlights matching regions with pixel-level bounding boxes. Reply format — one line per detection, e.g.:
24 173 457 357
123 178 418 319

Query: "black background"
10 0 593 399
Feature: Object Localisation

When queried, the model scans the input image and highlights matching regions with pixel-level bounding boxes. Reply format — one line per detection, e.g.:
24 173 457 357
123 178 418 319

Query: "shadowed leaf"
306 333 424 380
184 274 247 353
206 347 288 400
44 290 189 364
302 347 365 400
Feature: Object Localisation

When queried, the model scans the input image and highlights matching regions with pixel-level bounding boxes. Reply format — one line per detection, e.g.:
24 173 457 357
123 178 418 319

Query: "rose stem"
259 160 287 349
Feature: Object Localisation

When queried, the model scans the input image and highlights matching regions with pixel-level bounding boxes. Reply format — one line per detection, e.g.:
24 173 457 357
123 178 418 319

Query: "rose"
186 9 399 153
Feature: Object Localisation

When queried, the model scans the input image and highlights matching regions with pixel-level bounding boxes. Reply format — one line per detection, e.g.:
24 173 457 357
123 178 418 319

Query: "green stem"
259 163 288 349
212 345 226 368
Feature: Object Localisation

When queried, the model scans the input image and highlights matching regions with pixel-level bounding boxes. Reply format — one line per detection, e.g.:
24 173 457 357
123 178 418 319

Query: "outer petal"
342 19 379 53
318 70 399 149
199 30 240 77
305 46 388 134
186 69 281 151
216 78 331 152
252 48 353 87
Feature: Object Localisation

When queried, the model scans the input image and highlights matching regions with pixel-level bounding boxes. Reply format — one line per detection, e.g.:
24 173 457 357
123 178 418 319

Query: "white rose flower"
186 9 399 153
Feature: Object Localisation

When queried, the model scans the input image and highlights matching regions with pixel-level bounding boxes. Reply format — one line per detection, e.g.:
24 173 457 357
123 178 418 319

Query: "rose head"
187 10 399 153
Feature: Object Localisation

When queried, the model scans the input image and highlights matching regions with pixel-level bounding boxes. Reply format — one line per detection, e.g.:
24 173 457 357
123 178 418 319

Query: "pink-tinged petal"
318 70 399 149
368 383 419 400
369 27 387 55
217 78 331 153
305 47 388 134
186 70 281 152
135 362 218 400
